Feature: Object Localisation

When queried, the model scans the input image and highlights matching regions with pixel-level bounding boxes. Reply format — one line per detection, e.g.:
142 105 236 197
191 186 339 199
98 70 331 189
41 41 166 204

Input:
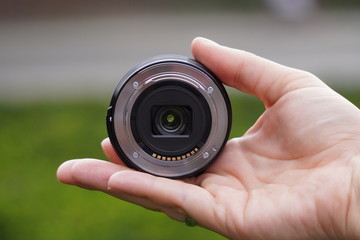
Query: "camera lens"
155 106 187 135
106 55 232 178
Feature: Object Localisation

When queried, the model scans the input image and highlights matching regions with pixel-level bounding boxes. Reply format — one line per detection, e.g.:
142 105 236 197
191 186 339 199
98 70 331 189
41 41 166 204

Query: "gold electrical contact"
152 147 199 161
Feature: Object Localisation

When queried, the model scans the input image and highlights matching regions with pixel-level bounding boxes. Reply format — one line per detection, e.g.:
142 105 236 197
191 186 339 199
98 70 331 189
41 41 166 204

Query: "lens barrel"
106 55 231 178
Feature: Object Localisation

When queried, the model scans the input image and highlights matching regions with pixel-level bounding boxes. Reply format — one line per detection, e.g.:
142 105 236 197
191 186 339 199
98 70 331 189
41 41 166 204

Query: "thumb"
191 37 326 107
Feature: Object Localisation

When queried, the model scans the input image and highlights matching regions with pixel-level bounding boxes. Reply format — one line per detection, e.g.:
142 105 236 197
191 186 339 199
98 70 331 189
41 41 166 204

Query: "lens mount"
106 55 231 178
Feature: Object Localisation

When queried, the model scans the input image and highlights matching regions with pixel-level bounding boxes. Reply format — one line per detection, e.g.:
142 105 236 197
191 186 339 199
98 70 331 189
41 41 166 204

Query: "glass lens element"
155 106 187 135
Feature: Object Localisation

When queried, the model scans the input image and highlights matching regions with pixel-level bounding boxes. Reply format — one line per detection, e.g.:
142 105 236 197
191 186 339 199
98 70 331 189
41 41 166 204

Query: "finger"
107 170 218 228
191 37 326 107
57 159 187 222
108 190 187 222
101 138 125 165
56 159 127 190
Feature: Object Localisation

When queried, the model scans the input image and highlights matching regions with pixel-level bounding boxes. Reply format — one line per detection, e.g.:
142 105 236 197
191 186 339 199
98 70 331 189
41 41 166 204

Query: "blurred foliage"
0 89 359 240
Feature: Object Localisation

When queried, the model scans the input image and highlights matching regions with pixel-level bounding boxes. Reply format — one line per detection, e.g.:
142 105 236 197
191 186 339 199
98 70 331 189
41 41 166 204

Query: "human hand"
57 37 360 240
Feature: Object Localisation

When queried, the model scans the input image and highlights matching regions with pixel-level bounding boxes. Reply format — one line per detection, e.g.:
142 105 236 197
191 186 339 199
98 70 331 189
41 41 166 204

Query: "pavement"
0 10 359 101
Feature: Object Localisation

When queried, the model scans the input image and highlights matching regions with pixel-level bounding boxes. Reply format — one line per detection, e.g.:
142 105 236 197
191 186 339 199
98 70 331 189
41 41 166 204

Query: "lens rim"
106 55 232 178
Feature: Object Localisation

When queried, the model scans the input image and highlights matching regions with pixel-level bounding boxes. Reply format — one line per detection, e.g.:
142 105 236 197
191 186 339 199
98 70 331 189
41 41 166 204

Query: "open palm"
57 38 360 240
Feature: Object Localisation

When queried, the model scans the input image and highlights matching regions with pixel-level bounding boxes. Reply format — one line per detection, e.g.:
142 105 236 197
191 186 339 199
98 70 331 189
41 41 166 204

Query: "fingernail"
101 138 109 146
197 37 219 46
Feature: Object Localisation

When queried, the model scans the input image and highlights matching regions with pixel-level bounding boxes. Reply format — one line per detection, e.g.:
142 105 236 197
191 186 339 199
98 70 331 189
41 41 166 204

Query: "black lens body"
106 55 231 178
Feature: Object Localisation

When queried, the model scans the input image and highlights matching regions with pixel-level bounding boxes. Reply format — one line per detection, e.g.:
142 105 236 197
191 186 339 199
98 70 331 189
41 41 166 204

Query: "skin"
57 37 360 240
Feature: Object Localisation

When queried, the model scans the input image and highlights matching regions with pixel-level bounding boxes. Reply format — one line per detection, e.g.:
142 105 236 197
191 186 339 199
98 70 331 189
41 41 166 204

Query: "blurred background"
0 1 359 239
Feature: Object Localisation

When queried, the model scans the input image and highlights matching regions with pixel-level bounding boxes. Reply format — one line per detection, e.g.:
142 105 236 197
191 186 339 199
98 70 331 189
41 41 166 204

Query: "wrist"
347 155 360 239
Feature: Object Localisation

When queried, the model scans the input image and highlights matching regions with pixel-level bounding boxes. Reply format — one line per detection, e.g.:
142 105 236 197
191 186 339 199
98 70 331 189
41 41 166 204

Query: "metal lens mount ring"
106 55 232 178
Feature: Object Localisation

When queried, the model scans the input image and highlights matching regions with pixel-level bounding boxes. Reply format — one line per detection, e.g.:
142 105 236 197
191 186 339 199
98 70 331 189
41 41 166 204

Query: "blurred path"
0 11 359 100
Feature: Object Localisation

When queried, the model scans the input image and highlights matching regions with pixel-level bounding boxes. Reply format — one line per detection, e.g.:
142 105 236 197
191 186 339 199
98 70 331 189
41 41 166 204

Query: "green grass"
0 89 358 240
